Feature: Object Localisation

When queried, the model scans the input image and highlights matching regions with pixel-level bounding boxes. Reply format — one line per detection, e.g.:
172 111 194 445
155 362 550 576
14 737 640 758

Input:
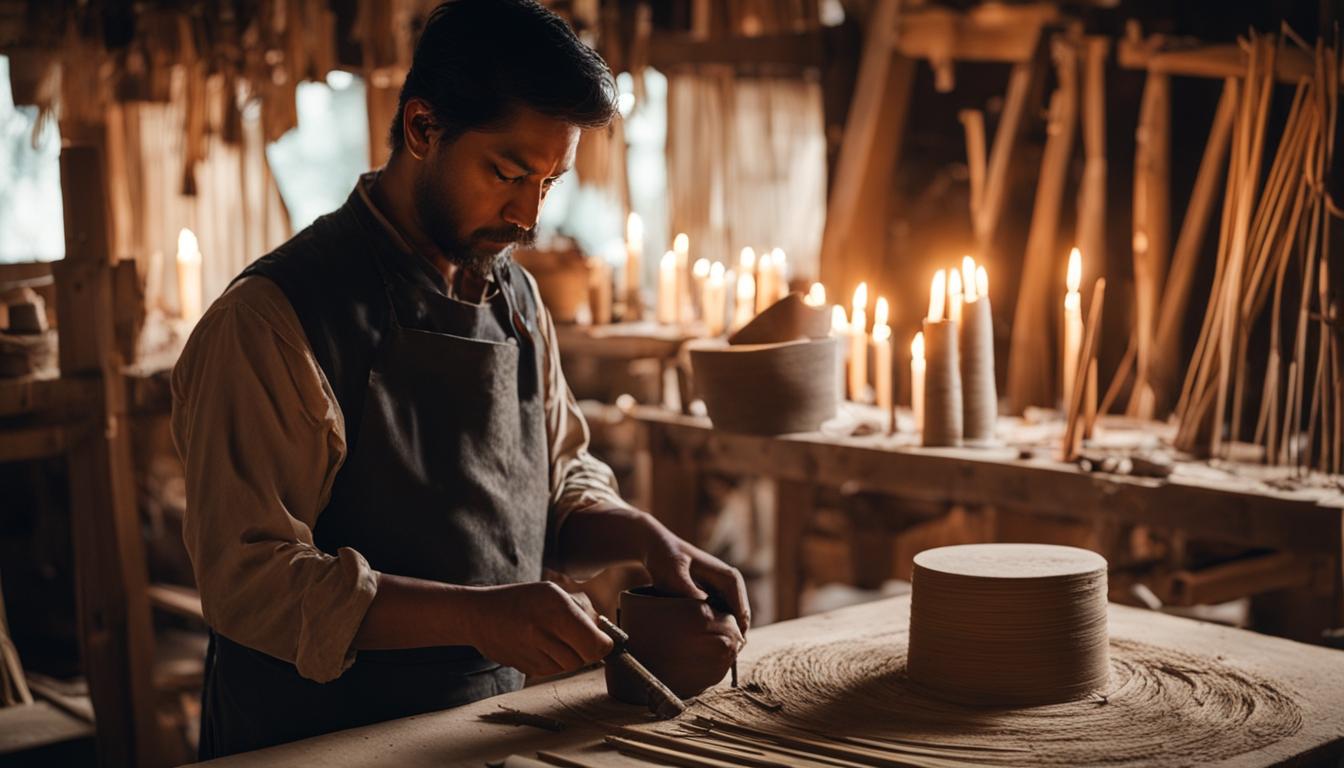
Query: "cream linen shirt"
171 180 628 683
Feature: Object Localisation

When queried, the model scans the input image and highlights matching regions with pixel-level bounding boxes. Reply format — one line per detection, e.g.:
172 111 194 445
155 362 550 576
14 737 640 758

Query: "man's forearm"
555 504 666 579
352 573 484 650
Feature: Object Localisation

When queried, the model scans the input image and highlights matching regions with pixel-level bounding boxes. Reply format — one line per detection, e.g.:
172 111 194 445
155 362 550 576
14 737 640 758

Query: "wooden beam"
56 136 161 768
1118 38 1339 85
1129 70 1172 419
819 0 912 305
0 424 67 463
773 480 812 622
1006 39 1078 413
890 2 1058 65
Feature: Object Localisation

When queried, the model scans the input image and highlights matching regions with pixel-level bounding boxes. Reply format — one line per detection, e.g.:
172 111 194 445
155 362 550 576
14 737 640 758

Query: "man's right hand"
465 582 614 677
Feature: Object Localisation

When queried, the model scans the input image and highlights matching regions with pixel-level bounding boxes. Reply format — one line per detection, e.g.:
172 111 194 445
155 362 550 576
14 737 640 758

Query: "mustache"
471 225 536 247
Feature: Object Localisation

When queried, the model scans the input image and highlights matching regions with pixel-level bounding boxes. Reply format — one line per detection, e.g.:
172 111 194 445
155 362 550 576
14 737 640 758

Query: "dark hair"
389 0 619 151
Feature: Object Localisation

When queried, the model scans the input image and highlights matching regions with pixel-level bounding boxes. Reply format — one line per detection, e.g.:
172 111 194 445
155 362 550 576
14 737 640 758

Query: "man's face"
413 104 579 275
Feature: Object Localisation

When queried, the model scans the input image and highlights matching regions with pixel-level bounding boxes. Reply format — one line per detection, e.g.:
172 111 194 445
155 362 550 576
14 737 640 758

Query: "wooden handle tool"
595 615 686 720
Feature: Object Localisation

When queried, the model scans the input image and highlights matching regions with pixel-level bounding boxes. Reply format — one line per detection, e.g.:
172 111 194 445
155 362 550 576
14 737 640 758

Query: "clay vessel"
690 337 837 435
728 292 830 346
605 586 739 703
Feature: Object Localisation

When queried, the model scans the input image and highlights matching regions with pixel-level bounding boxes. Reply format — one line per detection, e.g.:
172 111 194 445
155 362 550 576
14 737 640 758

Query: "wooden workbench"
631 406 1344 626
187 596 1344 767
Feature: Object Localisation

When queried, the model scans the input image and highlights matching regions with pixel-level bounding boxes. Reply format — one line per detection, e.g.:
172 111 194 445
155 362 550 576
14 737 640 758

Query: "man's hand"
640 521 751 638
465 582 614 677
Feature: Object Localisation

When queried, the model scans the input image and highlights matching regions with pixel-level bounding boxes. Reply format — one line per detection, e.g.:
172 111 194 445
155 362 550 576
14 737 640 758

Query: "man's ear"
402 99 437 161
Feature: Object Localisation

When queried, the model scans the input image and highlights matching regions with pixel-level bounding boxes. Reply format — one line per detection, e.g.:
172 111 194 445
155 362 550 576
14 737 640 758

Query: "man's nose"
502 182 544 230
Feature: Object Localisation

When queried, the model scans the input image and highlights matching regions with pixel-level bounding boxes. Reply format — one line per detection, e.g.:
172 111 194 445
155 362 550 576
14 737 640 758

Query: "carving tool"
594 614 686 720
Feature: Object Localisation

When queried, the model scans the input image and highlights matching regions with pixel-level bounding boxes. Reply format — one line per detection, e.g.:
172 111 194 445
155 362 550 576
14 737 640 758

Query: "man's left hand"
640 520 751 638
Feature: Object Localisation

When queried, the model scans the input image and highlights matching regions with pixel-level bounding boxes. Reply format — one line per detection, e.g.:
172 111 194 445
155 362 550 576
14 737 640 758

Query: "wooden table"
187 596 1344 767
631 406 1344 627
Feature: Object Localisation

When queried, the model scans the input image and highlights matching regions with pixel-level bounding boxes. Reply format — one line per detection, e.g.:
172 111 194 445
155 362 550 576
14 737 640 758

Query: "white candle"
849 282 868 402
804 282 826 307
948 267 964 325
590 258 612 325
734 271 756 330
704 261 726 336
976 264 989 300
672 231 693 321
692 257 710 320
771 248 788 303
657 250 678 324
755 250 774 314
928 270 946 322
873 297 892 430
962 255 978 303
833 305 849 404
912 331 926 434
177 227 203 323
625 212 643 302
1063 247 1083 410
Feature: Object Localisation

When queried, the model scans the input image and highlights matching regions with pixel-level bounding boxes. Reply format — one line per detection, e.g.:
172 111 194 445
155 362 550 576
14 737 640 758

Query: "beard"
413 166 537 276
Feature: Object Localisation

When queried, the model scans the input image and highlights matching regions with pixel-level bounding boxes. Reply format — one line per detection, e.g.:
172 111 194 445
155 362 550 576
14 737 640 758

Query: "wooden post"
1006 38 1078 413
976 61 1034 253
54 131 161 767
1129 71 1172 419
645 426 701 545
819 0 913 305
773 481 813 623
1076 37 1109 327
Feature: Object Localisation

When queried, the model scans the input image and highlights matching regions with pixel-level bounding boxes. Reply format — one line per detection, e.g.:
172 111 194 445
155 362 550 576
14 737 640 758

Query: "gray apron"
198 201 551 759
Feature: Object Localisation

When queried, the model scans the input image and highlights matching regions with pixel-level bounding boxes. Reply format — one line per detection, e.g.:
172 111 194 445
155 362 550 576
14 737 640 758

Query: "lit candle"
873 297 893 431
755 249 774 314
704 261 726 336
657 250 678 324
672 231 693 321
590 258 612 325
962 255 978 303
928 270 946 322
833 305 850 404
911 331 926 434
734 247 757 327
959 256 997 443
625 212 644 310
948 267 964 325
692 257 710 320
1063 247 1083 410
849 282 869 402
771 248 788 304
734 272 756 330
804 282 826 307
177 227 203 323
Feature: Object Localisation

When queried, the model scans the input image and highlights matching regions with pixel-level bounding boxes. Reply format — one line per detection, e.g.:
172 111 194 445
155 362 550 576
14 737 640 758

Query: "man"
171 0 749 758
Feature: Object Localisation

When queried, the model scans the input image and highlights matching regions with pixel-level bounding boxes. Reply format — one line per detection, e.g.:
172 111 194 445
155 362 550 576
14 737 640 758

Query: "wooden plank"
178 596 1344 768
57 137 162 768
890 3 1058 65
644 424 700 544
1006 38 1077 413
0 702 95 757
773 480 812 622
0 424 67 463
146 583 205 623
632 408 1344 558
1118 38 1336 85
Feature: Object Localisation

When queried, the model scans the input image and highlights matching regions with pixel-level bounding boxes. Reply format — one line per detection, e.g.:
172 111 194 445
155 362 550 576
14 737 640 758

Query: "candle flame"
948 268 963 300
739 246 756 270
710 261 725 280
1067 247 1082 293
912 331 925 360
873 323 891 342
853 281 868 312
874 296 889 329
674 232 689 257
692 258 710 279
928 270 946 322
976 265 989 299
804 282 826 307
771 248 787 275
661 250 676 269
832 305 848 333
626 212 643 245
177 227 201 263
962 255 977 302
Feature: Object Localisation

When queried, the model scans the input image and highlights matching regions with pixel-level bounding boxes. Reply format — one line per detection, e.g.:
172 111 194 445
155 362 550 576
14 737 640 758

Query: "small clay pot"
728 292 830 346
605 586 740 704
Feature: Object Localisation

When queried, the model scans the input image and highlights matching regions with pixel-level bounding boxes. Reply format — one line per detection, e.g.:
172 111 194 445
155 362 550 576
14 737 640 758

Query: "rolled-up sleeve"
523 273 631 567
171 277 378 683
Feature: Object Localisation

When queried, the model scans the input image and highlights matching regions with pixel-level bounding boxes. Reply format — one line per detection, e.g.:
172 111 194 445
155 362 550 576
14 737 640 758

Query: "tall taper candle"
959 258 997 443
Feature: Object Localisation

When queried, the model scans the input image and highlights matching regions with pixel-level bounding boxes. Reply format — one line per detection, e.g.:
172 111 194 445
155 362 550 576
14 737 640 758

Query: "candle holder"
921 318 963 447
959 297 997 443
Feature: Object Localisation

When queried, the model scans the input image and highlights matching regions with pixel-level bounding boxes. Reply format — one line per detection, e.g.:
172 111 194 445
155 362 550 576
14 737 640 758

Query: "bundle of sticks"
1174 30 1342 474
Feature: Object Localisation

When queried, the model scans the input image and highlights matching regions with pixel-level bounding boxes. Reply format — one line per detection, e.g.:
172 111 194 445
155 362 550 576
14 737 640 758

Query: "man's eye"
494 168 524 183
544 177 563 189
